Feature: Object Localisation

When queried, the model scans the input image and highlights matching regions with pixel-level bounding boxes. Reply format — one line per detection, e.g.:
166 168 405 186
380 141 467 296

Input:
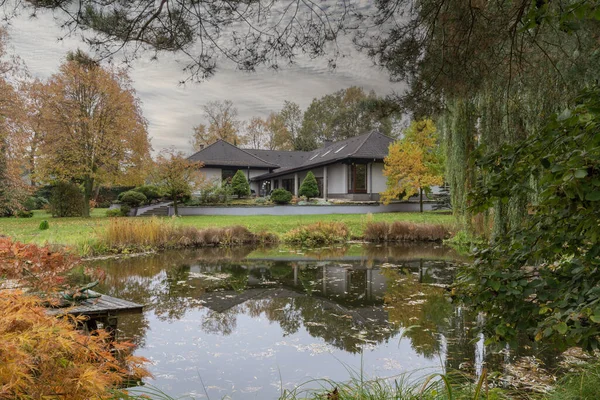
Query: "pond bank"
0 210 455 256
88 218 453 256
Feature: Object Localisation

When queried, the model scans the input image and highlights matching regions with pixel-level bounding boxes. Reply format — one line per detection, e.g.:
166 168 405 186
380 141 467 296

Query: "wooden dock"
47 290 143 336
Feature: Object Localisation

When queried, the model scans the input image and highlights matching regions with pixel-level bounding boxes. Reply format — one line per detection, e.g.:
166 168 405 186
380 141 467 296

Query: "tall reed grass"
363 221 448 242
96 217 277 254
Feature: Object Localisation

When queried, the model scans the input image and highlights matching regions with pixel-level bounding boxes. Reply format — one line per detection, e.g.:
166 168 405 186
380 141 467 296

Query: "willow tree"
38 51 151 217
365 0 600 233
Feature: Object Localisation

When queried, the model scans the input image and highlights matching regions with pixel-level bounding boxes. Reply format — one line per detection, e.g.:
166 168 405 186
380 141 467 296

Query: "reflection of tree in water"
381 268 452 358
241 296 398 353
201 307 240 336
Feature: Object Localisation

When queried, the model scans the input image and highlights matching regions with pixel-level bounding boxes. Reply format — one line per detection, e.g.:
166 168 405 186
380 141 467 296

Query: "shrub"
106 208 123 217
254 197 269 204
231 170 250 198
49 182 84 217
39 220 49 230
271 189 293 204
133 184 162 203
119 190 147 208
299 171 319 199
120 204 132 217
284 221 350 246
16 210 33 218
23 196 48 211
193 179 232 204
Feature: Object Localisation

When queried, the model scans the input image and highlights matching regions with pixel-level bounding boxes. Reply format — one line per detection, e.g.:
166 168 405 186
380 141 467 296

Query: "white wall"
201 167 222 183
371 162 387 194
327 163 346 194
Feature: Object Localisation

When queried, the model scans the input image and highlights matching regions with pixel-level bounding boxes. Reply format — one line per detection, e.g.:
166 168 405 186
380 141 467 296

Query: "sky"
5 5 404 154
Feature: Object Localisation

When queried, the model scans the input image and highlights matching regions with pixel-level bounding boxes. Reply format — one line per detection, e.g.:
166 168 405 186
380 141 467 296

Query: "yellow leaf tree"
152 149 204 216
381 119 444 212
38 50 151 217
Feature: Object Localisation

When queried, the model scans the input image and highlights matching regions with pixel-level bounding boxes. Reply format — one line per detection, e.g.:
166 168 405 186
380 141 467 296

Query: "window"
348 164 367 193
334 145 347 154
282 178 294 193
222 169 237 184
273 179 279 189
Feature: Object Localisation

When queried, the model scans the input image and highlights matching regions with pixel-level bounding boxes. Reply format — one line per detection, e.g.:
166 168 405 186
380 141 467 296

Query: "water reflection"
82 244 550 399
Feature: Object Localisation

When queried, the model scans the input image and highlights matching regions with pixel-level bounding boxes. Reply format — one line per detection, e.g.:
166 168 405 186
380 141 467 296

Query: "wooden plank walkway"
46 290 143 317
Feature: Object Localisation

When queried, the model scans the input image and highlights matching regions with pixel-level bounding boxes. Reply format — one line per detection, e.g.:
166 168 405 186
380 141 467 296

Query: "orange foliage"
0 291 150 399
0 238 78 292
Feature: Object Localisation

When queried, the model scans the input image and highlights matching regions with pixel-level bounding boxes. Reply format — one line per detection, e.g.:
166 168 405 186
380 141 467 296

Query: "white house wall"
327 164 346 194
200 168 222 184
371 163 387 194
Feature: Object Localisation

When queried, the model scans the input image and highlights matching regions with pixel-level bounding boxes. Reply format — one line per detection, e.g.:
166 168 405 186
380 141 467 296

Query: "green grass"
0 209 455 255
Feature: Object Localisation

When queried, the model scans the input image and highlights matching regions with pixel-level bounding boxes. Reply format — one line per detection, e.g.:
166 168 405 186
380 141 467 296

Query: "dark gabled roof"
188 140 278 168
186 131 394 179
245 149 311 168
251 130 394 180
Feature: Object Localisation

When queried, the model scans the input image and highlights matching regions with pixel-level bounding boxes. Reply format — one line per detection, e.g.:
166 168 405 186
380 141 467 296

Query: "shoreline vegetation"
0 210 455 256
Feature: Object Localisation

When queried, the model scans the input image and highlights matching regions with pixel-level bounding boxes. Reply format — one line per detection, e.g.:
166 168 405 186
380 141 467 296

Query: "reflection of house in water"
190 259 454 353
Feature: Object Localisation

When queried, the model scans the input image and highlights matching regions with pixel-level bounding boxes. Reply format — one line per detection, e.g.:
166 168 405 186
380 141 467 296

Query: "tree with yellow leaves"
38 50 151 217
381 119 444 212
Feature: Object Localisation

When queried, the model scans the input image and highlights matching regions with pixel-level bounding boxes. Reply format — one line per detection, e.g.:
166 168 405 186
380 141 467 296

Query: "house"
188 130 394 201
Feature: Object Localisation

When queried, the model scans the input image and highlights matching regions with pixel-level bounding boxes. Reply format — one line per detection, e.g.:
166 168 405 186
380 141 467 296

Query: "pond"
84 244 556 399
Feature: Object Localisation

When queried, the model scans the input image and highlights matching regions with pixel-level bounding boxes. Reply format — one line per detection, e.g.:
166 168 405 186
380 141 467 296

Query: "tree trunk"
419 187 423 213
173 196 178 216
83 177 94 218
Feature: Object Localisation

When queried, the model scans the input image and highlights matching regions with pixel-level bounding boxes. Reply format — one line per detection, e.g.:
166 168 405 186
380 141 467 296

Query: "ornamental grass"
99 217 278 253
363 221 448 242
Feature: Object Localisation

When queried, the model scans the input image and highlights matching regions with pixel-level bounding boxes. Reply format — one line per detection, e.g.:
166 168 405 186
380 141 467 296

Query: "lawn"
0 209 455 254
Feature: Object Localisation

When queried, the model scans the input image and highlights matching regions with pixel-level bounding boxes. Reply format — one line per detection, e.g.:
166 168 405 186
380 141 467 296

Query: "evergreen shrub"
49 182 84 217
270 189 293 204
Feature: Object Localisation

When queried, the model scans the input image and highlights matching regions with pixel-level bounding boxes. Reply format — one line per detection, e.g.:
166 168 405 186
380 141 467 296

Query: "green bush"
105 209 122 217
39 220 49 230
23 196 48 211
119 204 131 217
191 180 233 205
270 189 293 204
119 191 147 208
16 210 34 218
299 171 319 199
284 221 350 246
133 185 162 203
231 170 250 198
50 182 84 217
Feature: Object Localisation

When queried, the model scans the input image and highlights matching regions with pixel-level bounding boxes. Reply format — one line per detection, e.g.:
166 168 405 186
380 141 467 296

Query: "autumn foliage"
381 119 444 210
0 238 78 292
0 238 151 398
0 291 150 399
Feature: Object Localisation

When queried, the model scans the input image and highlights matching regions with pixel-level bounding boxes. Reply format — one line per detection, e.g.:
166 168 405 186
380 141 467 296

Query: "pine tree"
299 171 319 200
231 170 250 198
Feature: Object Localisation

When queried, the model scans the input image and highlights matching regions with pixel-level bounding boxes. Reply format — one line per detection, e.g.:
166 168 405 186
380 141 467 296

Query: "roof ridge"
227 141 280 167
187 139 222 160
349 130 376 157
